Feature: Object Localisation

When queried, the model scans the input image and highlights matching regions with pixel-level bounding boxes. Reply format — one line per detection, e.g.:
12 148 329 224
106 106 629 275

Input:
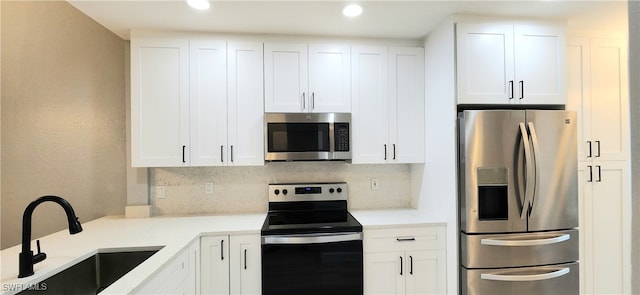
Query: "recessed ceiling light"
187 0 210 10
342 4 363 17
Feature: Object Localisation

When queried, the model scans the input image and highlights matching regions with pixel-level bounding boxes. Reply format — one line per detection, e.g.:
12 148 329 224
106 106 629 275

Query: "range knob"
337 188 343 193
282 189 288 195
274 189 280 195
329 188 335 193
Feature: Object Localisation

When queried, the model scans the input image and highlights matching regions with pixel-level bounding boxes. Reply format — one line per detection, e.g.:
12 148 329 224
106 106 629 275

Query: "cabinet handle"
409 255 413 275
519 81 524 99
182 146 186 163
220 145 224 162
221 240 224 261
231 145 234 163
595 140 601 157
312 92 315 110
244 249 247 270
384 144 388 160
509 80 514 99
400 256 403 276
587 141 592 158
393 144 397 160
587 165 593 182
596 165 602 182
302 92 306 111
396 237 416 242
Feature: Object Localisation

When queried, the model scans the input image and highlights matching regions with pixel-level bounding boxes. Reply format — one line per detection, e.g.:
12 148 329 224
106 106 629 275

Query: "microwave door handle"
519 123 533 219
527 122 541 216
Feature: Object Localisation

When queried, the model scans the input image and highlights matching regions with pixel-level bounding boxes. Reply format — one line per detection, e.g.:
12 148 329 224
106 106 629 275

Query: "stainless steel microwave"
264 113 351 161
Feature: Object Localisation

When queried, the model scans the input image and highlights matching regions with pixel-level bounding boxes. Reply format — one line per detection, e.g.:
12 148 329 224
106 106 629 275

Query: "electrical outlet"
371 178 380 190
156 186 166 199
205 182 214 194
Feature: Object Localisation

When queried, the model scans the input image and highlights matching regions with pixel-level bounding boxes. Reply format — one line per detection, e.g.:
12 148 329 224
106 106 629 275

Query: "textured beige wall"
151 163 413 215
1 1 126 249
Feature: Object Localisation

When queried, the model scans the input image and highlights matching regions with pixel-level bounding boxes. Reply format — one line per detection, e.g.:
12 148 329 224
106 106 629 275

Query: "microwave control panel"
335 123 350 152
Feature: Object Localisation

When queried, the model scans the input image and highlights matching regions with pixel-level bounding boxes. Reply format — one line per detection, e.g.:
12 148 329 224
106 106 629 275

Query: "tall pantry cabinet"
567 36 631 295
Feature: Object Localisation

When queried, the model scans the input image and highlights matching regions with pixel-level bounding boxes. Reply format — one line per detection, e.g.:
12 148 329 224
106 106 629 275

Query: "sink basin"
18 247 162 294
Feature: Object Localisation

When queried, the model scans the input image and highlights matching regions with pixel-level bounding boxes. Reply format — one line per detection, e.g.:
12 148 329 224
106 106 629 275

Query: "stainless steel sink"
18 247 162 294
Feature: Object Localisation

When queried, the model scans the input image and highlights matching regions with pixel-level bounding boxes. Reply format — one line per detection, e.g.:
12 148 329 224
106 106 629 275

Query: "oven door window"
262 240 363 295
267 123 330 152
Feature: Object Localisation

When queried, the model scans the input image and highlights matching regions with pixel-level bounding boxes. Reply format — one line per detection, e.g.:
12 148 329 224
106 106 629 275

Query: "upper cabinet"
456 21 567 105
351 46 425 164
264 42 351 113
131 35 264 167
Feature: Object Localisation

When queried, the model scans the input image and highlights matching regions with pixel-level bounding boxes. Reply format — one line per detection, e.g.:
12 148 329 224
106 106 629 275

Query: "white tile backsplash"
150 162 412 215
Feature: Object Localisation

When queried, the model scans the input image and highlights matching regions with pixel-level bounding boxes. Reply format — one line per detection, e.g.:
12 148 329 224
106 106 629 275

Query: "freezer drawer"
460 229 578 268
460 262 579 295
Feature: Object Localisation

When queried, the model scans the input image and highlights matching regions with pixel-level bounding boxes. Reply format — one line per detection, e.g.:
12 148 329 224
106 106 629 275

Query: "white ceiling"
67 0 628 41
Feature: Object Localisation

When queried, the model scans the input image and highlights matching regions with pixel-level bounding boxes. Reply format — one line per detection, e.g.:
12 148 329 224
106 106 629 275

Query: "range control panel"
268 182 348 202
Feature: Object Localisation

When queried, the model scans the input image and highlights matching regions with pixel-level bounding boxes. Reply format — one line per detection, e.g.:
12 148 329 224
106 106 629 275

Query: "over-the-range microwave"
264 113 351 161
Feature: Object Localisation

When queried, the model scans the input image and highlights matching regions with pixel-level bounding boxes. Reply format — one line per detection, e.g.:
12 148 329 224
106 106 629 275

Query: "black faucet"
18 196 83 278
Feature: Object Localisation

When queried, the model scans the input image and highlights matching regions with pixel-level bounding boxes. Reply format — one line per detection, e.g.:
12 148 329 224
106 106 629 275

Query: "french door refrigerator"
458 110 579 295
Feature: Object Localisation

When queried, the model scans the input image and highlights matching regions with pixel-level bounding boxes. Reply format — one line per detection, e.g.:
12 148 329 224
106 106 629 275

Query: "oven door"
261 232 363 295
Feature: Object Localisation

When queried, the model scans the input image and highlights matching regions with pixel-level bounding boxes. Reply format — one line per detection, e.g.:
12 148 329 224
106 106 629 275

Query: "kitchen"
1 1 637 294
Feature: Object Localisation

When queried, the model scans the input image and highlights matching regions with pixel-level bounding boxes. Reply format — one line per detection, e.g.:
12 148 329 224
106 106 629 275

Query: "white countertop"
1 209 445 294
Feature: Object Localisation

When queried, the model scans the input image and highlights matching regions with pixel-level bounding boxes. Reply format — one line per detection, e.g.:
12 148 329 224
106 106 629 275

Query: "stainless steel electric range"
261 182 363 295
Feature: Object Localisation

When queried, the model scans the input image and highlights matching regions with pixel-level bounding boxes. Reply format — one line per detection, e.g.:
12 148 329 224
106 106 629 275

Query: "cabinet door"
582 161 631 295
351 45 389 164
229 234 261 295
201 236 230 294
364 252 405 295
456 23 514 104
405 250 446 295
131 38 189 167
189 40 227 167
589 38 629 161
567 38 591 161
136 243 195 294
514 23 567 104
308 44 351 112
227 42 264 166
389 47 425 163
264 43 308 112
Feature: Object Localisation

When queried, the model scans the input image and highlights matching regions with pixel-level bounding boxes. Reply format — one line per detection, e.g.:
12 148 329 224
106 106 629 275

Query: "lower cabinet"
363 225 447 295
201 234 261 295
137 240 200 294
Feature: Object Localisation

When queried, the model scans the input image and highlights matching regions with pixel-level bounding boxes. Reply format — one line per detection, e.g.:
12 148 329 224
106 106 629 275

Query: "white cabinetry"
136 241 199 294
201 234 261 295
264 43 350 113
456 21 566 105
568 36 631 295
351 46 424 164
131 36 264 167
364 225 446 295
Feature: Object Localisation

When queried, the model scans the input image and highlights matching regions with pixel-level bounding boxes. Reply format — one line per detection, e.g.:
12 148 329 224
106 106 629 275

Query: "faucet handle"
32 240 46 264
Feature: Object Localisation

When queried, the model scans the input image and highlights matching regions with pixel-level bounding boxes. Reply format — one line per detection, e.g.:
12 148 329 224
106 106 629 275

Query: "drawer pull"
481 267 570 282
396 237 416 242
481 234 570 247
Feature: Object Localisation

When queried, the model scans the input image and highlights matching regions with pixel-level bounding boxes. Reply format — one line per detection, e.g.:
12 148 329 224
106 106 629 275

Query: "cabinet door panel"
189 40 227 166
589 38 629 161
456 23 514 104
201 236 230 294
230 234 261 295
390 47 425 163
264 43 308 112
131 38 189 167
351 46 389 164
227 42 264 166
567 38 591 161
405 250 446 295
308 44 351 112
514 24 567 104
364 252 405 295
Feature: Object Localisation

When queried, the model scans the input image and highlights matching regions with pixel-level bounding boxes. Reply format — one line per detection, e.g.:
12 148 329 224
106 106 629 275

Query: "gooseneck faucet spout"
18 196 83 278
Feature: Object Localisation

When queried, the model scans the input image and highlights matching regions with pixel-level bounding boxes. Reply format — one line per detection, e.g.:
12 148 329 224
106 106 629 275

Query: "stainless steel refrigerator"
458 110 579 295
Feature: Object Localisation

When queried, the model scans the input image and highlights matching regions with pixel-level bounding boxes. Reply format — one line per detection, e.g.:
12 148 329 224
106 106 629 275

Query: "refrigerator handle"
519 123 534 219
527 122 541 216
480 267 570 282
480 234 570 247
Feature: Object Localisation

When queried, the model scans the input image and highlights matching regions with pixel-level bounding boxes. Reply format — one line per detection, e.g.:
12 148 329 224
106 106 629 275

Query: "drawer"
364 225 446 253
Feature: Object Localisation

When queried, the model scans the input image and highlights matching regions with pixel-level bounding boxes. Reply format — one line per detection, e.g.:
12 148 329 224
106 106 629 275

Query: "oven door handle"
262 232 363 245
